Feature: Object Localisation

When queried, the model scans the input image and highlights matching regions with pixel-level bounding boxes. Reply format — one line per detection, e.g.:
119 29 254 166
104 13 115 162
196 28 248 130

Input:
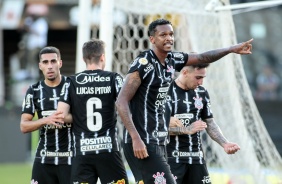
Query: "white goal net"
96 0 282 183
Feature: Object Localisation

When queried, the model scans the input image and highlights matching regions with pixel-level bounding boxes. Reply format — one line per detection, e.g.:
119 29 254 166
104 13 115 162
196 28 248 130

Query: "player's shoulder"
195 85 208 92
29 80 44 90
128 50 151 68
171 51 187 60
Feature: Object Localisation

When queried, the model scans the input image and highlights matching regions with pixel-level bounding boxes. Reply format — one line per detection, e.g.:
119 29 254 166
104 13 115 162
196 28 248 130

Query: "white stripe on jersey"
185 92 194 164
195 92 203 164
115 127 120 152
175 135 179 163
55 128 59 165
53 89 59 165
68 128 72 165
144 72 155 144
53 88 59 109
42 128 47 164
73 132 76 156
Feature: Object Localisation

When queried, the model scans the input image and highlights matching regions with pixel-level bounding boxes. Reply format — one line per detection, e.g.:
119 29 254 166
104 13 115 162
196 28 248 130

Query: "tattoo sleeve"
116 71 141 140
169 125 193 135
205 118 228 147
197 48 231 63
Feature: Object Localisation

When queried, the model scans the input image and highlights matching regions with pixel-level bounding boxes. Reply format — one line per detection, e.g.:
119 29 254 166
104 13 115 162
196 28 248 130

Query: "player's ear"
149 36 155 44
100 54 105 62
59 60 63 68
38 62 42 71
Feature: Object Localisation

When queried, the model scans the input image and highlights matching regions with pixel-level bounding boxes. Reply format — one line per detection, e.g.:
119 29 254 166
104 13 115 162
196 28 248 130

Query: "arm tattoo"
205 118 228 146
169 125 193 135
116 71 141 140
198 48 230 64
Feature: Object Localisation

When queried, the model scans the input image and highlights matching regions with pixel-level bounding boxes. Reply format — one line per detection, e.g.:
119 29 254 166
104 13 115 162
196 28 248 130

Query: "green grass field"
0 163 32 183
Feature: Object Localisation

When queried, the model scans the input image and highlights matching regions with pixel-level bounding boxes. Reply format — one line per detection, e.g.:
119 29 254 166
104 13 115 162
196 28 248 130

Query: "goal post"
97 0 282 183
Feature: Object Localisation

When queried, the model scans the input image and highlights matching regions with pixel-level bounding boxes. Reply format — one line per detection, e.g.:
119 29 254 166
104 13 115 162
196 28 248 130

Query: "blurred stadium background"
0 0 282 183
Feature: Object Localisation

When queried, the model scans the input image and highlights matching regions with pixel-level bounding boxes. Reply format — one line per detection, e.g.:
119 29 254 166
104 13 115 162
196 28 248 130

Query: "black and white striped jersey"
22 76 73 165
166 81 213 164
59 70 124 156
124 50 188 145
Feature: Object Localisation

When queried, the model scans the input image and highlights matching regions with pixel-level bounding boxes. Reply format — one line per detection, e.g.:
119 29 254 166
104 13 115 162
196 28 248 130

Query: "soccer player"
166 63 240 184
20 46 73 184
57 39 128 184
115 18 251 183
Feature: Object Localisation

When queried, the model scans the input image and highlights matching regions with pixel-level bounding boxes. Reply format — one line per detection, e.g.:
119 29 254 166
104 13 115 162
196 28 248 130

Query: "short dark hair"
39 46 61 61
190 63 210 69
82 38 105 64
148 19 172 36
183 63 210 73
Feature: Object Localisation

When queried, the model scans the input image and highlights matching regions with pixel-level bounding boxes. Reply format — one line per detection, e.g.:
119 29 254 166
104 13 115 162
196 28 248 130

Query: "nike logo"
37 98 45 103
171 99 180 103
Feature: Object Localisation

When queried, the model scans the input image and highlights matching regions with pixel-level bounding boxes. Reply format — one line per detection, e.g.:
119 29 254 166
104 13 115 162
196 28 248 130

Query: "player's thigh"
71 155 98 184
123 143 143 183
96 151 128 184
31 162 58 184
140 144 176 184
185 164 211 184
168 158 187 184
57 164 72 184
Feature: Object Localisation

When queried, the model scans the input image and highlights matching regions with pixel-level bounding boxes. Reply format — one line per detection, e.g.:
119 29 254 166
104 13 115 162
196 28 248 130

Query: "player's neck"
152 48 168 66
176 78 189 90
86 63 103 71
44 75 62 87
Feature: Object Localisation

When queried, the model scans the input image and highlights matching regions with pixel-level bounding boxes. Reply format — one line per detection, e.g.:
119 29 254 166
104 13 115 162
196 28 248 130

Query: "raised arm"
115 71 148 159
20 111 64 133
186 38 253 65
205 118 240 154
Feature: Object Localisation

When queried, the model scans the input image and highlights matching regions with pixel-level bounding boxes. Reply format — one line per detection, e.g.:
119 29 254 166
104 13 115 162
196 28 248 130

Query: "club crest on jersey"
139 58 148 65
153 172 166 184
193 96 203 109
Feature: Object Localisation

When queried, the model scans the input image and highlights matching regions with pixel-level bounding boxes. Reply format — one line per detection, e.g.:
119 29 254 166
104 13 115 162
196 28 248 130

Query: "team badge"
193 96 203 109
138 58 148 65
153 172 166 184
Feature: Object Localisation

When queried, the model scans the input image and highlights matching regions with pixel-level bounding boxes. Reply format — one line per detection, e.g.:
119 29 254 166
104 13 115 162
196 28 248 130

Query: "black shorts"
124 143 176 184
31 161 71 184
71 151 128 184
123 143 143 183
168 158 211 184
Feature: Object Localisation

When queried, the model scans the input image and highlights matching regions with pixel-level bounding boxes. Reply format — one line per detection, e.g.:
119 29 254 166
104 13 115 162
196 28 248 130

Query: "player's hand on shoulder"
223 142 240 154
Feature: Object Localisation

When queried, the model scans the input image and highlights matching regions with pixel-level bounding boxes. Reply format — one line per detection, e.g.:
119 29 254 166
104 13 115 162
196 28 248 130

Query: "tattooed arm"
205 118 240 154
116 71 148 159
169 117 207 135
186 38 253 65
